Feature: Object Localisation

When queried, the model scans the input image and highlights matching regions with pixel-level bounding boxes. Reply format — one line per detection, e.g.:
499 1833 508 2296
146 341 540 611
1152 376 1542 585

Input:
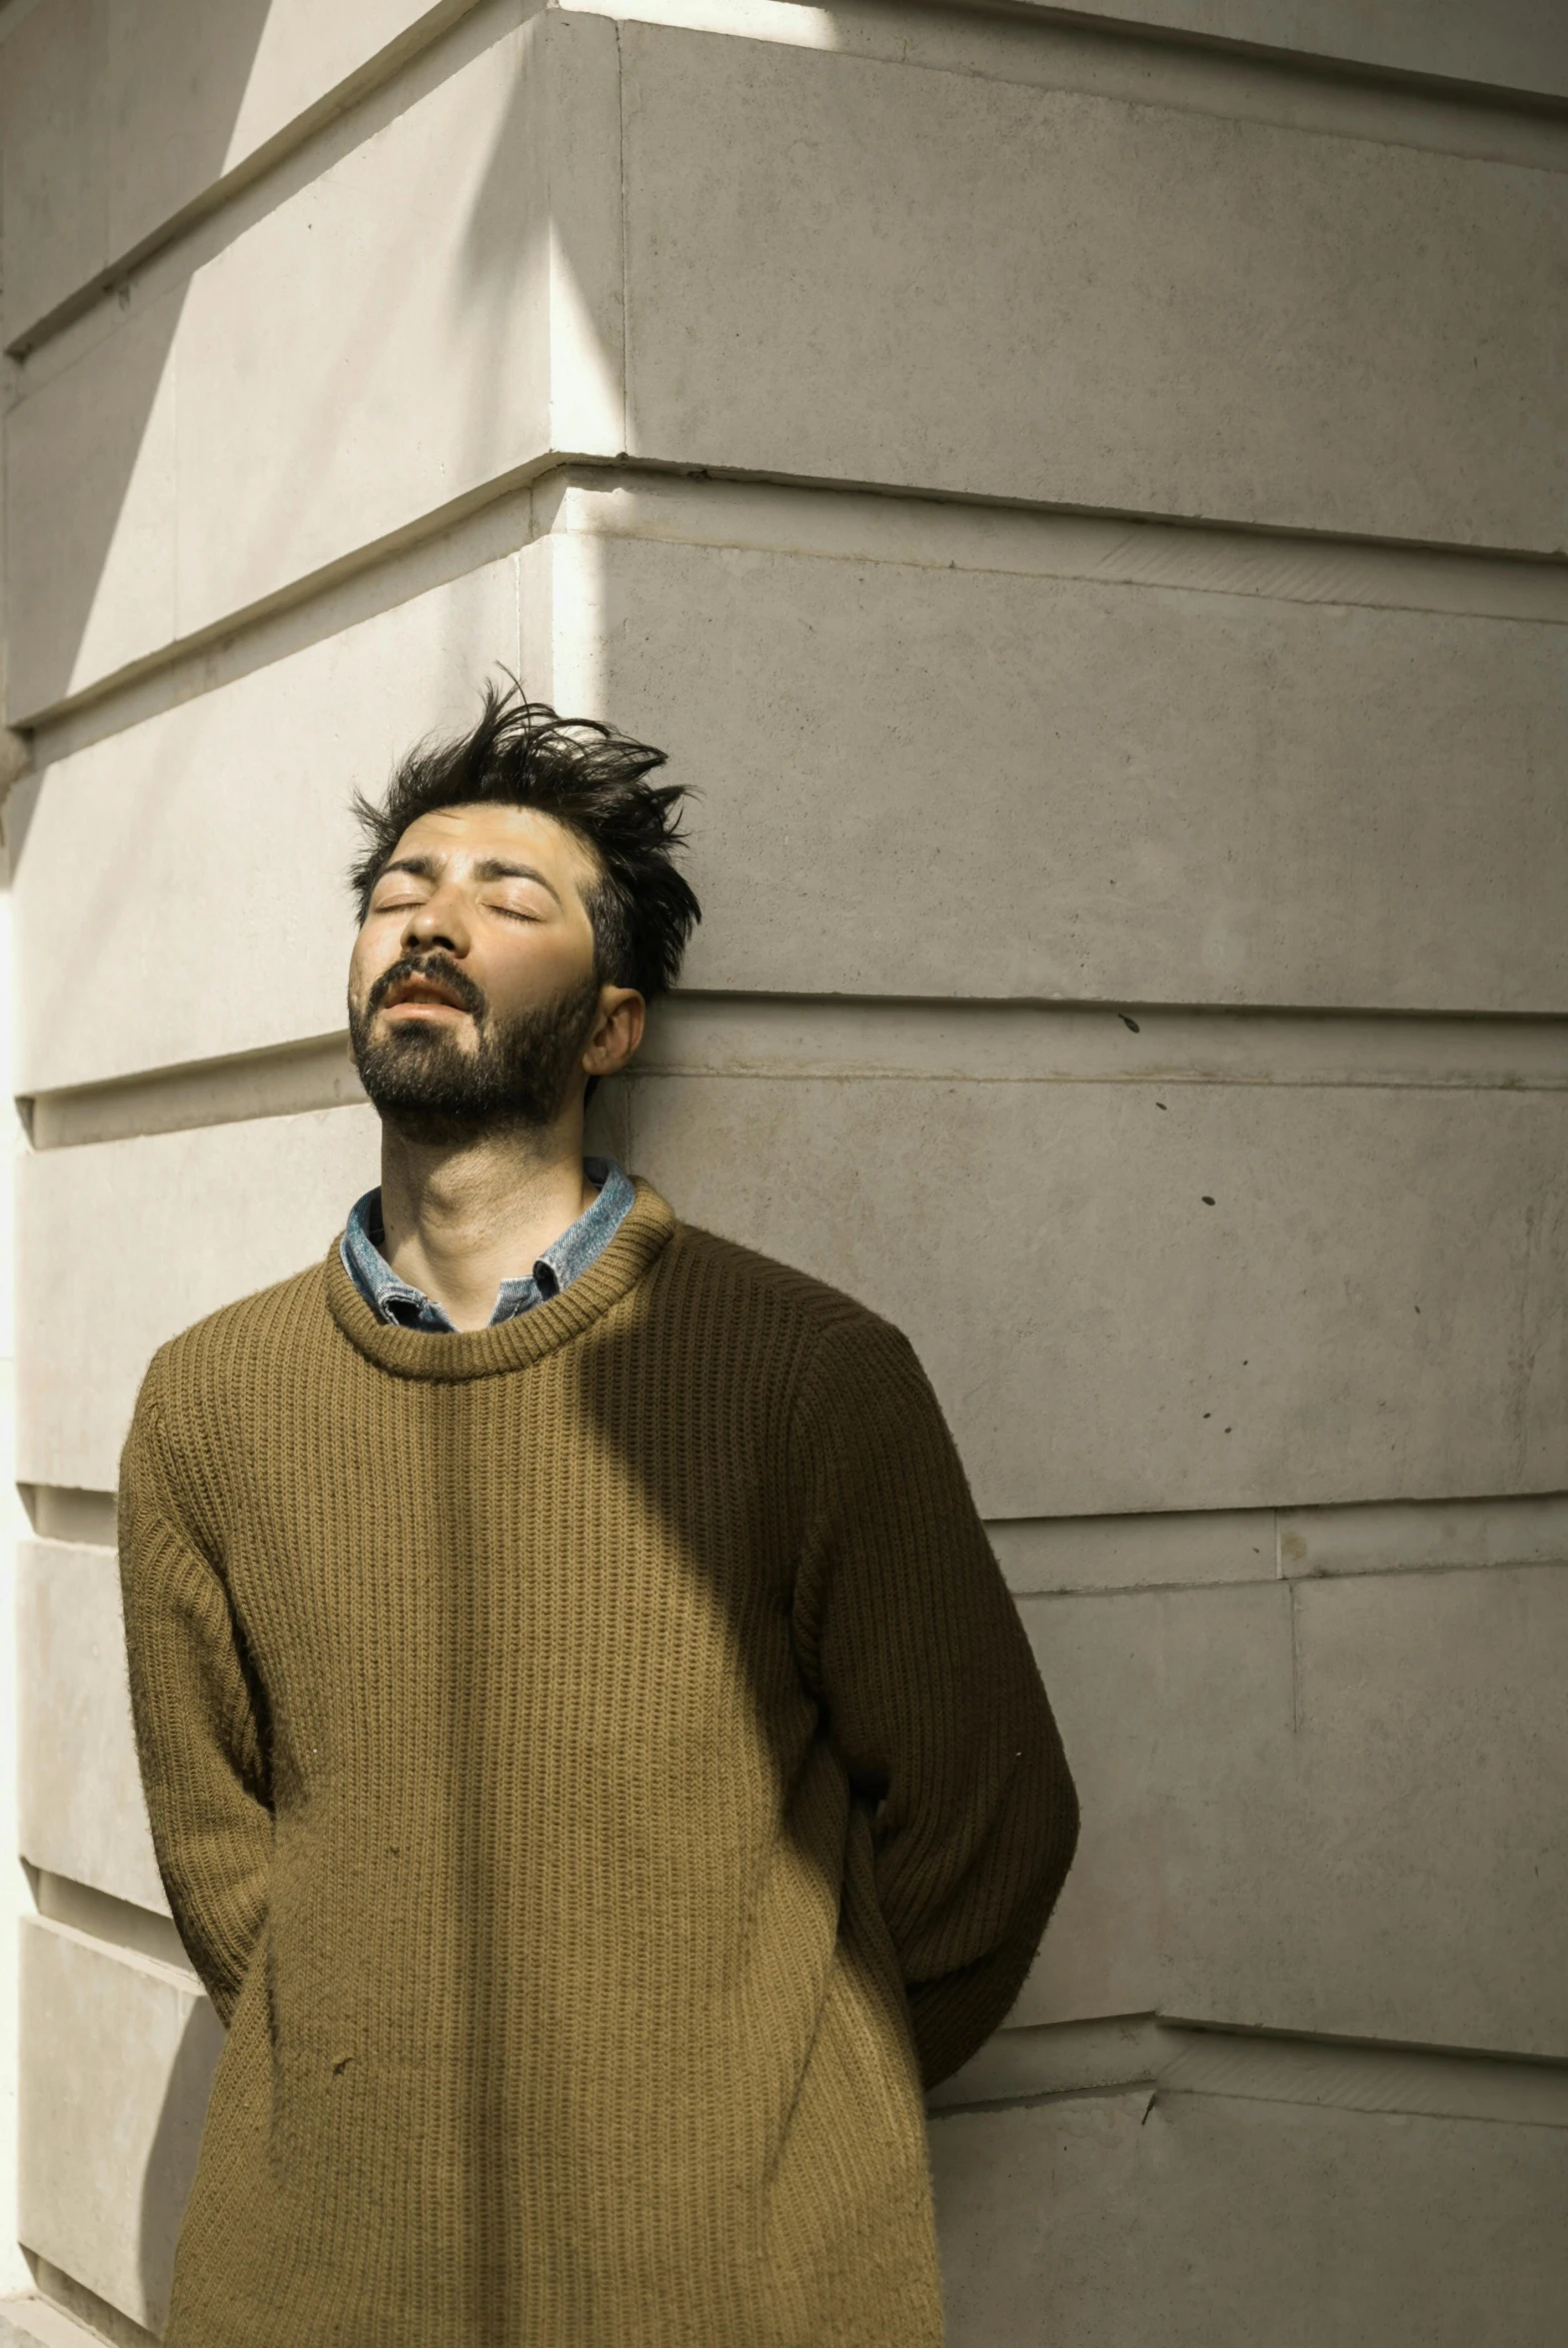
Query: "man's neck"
377 1118 597 1332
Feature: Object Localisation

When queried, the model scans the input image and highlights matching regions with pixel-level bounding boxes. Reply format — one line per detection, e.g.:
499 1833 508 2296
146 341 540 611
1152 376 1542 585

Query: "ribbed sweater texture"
119 1179 1078 2348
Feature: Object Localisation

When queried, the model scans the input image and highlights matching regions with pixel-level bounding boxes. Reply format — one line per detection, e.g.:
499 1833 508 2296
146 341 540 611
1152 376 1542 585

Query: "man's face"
347 801 630 1141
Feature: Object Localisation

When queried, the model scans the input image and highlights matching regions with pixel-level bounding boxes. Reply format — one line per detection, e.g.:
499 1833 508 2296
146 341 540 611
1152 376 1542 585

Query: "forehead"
388 801 599 894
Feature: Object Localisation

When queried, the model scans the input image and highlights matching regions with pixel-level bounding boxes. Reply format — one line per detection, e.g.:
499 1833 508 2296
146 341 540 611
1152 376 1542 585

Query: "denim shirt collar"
340 1158 636 1333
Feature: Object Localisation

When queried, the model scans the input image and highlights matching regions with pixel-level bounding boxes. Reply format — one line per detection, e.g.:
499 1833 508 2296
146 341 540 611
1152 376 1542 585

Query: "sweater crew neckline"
322 1175 678 1381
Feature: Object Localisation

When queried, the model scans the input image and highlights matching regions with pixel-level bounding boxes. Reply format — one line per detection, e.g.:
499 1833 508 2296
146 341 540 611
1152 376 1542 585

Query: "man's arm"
791 1308 1079 2090
118 1354 273 2025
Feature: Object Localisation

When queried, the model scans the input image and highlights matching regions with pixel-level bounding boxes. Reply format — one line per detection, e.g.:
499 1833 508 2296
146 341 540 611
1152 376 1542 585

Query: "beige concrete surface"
26 1490 117 1548
1016 1565 1568 2053
19 1107 380 1494
31 1880 186 1978
0 0 106 343
993 1489 1568 1593
0 0 486 341
1026 0 1568 99
18 489 1568 1091
1279 1488 1568 1577
5 9 621 716
12 555 524 1092
18 1920 221 2334
990 1510 1274 1595
624 994 1568 1093
590 516 1568 1013
933 2013 1568 2128
0 2293 114 2348
930 2086 1568 2348
620 24 1568 550
22 1075 1568 1506
17 1545 164 1916
625 1070 1568 1518
7 2267 155 2348
15 10 1568 716
13 0 1562 361
6 287 181 716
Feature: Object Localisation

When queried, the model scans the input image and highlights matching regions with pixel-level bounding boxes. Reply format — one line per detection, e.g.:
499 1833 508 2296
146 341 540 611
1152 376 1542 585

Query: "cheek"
487 929 594 1004
348 931 389 1006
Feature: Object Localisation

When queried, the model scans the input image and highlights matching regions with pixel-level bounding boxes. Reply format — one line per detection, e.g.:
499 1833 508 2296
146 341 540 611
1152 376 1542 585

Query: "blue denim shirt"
340 1158 635 1332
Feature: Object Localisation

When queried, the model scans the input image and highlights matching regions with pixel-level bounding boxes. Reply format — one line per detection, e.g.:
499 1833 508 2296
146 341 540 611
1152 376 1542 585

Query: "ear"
583 986 646 1081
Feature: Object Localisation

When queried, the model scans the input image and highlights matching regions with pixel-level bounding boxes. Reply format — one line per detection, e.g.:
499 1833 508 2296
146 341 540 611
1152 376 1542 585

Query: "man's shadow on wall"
140 1996 224 2333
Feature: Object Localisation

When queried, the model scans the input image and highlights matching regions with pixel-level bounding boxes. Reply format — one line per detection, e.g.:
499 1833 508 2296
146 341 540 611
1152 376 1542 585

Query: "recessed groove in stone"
551 469 1568 626
928 2013 1568 2128
21 1486 118 1549
572 0 1568 173
994 1490 1568 1592
24 2258 162 2348
1277 1489 1568 1579
992 1509 1273 1594
24 484 541 768
23 1482 1568 1590
632 996 1568 1092
26 999 1568 1154
28 1036 366 1151
24 461 1568 758
30 1878 193 1982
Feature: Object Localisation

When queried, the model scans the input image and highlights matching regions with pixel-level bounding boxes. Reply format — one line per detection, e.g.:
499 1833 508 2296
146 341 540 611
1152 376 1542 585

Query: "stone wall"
3 0 1566 2338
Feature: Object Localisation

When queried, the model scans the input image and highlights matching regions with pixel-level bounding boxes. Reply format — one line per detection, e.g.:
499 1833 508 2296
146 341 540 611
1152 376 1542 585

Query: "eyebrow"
376 854 564 907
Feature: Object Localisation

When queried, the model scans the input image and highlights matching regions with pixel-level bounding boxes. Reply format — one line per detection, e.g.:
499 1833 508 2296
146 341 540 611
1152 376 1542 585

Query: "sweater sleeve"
118 1354 273 2025
791 1309 1078 2090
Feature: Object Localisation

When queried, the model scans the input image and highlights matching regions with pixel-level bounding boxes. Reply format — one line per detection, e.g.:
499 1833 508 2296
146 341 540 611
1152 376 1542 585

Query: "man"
119 683 1078 2348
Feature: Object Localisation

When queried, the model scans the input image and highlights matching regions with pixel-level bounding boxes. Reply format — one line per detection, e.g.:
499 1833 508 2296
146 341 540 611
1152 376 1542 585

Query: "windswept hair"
348 679 701 1000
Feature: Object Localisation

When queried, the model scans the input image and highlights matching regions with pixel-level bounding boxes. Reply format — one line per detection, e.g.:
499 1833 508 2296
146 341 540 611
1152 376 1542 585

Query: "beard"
349 954 601 1145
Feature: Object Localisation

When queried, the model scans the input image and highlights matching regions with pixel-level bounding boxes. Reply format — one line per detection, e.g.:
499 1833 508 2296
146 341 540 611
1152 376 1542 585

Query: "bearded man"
117 684 1078 2348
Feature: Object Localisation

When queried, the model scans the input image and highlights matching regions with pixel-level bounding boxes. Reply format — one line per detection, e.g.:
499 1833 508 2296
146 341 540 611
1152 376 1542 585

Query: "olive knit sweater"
119 1178 1078 2348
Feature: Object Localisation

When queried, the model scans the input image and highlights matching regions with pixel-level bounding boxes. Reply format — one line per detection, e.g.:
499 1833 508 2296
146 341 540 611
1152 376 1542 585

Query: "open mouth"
379 971 476 1019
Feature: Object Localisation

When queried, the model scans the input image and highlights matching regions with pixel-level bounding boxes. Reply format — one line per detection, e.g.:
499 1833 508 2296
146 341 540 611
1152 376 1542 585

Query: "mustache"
366 954 488 1024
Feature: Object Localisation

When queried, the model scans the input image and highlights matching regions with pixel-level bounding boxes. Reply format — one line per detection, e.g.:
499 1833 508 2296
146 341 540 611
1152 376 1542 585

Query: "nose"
402 880 471 958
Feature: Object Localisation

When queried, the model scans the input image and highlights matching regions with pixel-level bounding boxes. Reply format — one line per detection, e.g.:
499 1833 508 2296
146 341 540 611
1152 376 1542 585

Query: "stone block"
18 1919 221 2335
19 1106 381 1494
18 1543 165 1915
5 10 620 716
22 1068 1568 1509
171 9 620 653
1023 1 1568 100
1281 1567 1568 2050
586 498 1568 1013
931 2086 1568 2348
0 0 487 342
1016 1566 1568 2056
1015 1581 1294 2030
20 487 1568 1095
625 1069 1568 1518
6 289 181 717
0 0 110 340
106 0 478 269
620 24 1568 550
13 554 525 1093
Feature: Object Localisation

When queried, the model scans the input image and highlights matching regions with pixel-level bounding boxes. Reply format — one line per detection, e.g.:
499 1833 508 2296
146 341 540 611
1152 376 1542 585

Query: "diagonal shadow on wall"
1 0 278 727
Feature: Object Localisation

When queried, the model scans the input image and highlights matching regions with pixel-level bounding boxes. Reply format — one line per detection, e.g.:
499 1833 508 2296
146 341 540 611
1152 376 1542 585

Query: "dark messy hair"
348 680 700 1000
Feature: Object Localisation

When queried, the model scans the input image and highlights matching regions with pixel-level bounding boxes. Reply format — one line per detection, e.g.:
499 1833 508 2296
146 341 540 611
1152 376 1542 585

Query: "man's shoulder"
662 1218 905 1355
